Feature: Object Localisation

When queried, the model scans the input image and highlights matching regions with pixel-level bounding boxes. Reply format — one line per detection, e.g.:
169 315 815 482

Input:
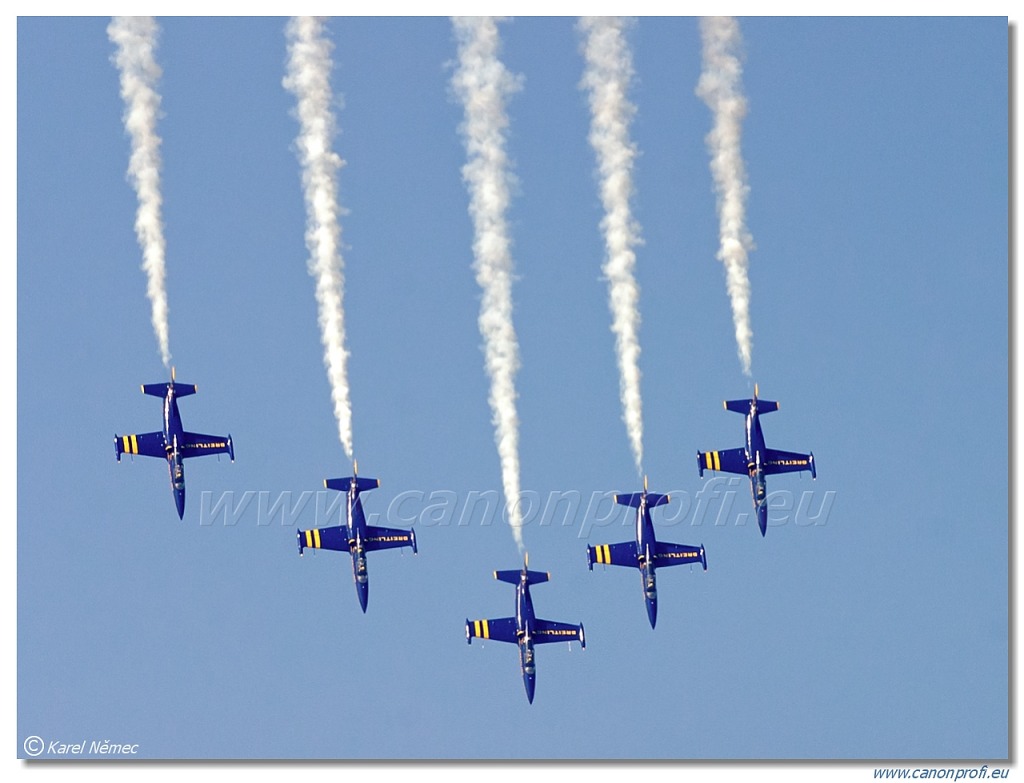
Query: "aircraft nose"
175 488 185 520
357 581 369 613
646 597 657 629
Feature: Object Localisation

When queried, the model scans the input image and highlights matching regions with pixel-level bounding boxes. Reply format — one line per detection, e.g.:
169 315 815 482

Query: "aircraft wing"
763 448 816 477
653 541 707 569
115 431 166 460
181 431 234 460
466 616 518 644
697 447 749 477
533 619 585 647
297 525 351 554
363 525 417 553
586 540 639 569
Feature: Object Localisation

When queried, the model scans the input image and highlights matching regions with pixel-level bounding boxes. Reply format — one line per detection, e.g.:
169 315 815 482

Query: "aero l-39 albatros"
296 462 417 613
466 555 585 704
697 384 816 536
114 368 234 519
587 476 707 628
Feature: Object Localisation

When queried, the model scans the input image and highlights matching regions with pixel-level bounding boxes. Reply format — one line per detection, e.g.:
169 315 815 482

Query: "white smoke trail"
450 17 525 551
109 16 171 368
696 16 755 377
579 16 644 477
283 17 354 459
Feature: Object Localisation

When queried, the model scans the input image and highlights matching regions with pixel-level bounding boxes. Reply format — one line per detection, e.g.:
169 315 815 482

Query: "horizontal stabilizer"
324 476 380 493
647 492 669 508
494 568 549 586
614 492 670 508
723 398 752 414
724 397 777 415
614 492 640 508
142 381 196 398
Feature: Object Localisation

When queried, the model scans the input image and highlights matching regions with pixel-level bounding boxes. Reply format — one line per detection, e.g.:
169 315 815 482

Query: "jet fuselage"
345 480 371 612
744 399 770 536
634 493 659 628
515 574 538 703
163 385 187 518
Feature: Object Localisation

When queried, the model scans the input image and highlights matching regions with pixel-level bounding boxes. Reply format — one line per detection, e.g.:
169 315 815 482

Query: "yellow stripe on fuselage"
305 530 313 549
130 434 139 454
713 451 721 471
313 528 321 548
595 544 611 565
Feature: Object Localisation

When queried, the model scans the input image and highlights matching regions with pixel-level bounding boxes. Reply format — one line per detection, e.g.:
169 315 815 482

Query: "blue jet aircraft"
466 555 585 704
696 384 816 537
586 476 707 629
114 367 234 519
296 462 417 613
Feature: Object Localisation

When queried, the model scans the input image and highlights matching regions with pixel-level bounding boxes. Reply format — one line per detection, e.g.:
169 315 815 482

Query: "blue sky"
14 14 1009 769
